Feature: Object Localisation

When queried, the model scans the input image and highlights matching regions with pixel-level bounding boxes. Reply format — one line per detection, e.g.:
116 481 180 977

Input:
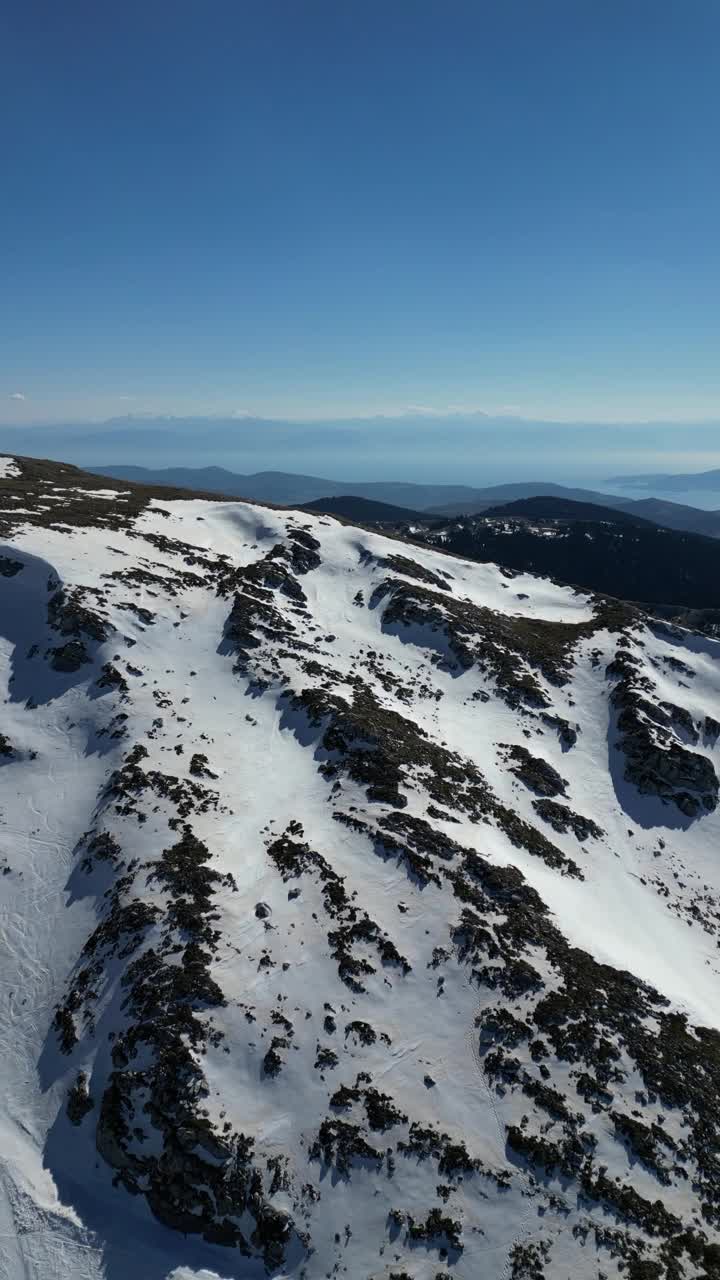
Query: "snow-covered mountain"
1 455 719 1280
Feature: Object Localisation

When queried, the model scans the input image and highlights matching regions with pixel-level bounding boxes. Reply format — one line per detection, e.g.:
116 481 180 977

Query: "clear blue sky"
3 0 720 425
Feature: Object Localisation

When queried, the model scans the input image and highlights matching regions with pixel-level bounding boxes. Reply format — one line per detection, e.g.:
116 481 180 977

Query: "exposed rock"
49 640 90 672
705 715 720 742
96 662 129 693
541 712 578 747
622 736 718 816
532 798 604 841
501 743 568 797
609 650 719 815
48 587 111 642
66 1072 94 1125
0 555 23 577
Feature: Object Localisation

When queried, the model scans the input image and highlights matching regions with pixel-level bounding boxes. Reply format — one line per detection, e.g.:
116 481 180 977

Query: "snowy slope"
0 456 719 1280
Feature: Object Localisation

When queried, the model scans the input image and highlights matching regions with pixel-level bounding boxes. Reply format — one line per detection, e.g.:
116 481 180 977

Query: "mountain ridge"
300 495 433 523
0 454 719 1280
86 463 720 537
481 495 661 527
85 463 486 509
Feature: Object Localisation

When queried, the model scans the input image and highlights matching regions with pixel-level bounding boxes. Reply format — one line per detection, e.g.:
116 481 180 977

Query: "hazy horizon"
1 412 719 494
1 414 717 483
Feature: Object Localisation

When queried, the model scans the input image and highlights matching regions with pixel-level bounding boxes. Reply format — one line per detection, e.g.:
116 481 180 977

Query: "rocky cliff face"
0 456 719 1280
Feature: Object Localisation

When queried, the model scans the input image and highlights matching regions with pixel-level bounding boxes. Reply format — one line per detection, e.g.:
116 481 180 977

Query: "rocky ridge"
0 456 719 1280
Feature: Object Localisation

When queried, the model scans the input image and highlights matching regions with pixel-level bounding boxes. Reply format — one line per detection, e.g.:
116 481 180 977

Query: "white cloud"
118 395 135 401
9 392 25 401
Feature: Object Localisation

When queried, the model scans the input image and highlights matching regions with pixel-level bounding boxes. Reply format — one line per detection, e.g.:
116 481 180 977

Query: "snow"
0 490 718 1278
37 487 131 501
0 456 21 479
71 488 131 499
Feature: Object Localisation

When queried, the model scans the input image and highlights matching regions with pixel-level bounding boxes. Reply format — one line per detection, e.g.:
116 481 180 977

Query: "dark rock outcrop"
609 649 718 816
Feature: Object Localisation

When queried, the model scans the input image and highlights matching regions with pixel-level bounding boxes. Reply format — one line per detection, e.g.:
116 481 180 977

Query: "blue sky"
3 0 720 430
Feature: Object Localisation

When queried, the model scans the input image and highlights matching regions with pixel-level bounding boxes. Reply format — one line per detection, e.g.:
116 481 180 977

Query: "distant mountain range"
88 463 720 537
87 464 481 511
5 412 720 492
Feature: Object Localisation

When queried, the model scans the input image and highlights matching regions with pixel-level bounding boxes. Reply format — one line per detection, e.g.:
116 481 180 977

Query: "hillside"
425 481 635 516
300 495 433 524
482 496 659 527
412 507 720 615
0 456 719 1280
429 489 720 536
617 496 720 537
